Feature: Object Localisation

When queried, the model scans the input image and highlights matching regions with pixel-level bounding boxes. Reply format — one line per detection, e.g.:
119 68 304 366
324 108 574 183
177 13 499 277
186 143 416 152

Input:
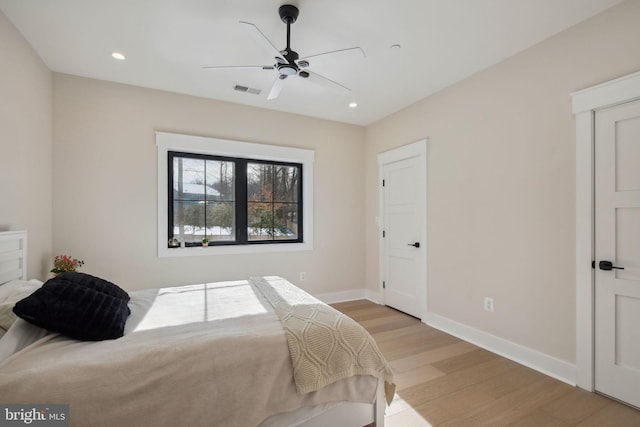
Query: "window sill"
158 241 313 257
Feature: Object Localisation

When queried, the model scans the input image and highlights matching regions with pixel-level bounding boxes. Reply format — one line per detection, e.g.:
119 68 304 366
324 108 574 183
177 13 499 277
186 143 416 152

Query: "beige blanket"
0 279 378 427
252 276 395 404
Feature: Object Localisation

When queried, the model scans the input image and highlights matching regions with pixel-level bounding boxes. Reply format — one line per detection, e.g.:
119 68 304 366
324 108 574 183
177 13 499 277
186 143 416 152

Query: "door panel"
615 294 640 370
615 116 640 192
381 146 426 319
616 208 640 281
594 99 640 408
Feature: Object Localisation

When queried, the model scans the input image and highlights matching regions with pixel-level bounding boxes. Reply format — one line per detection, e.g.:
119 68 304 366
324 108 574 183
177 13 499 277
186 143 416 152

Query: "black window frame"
168 151 303 248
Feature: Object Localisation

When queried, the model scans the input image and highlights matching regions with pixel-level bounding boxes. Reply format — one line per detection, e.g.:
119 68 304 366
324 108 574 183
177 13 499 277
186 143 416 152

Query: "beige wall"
0 11 52 279
364 0 640 364
52 74 365 294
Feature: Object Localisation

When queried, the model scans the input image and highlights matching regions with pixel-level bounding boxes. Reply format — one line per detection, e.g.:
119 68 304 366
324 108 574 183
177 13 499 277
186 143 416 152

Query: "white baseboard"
315 289 382 305
423 312 577 386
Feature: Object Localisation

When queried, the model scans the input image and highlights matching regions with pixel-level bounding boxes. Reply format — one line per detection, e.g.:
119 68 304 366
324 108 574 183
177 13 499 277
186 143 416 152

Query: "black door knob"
599 260 624 271
408 242 420 248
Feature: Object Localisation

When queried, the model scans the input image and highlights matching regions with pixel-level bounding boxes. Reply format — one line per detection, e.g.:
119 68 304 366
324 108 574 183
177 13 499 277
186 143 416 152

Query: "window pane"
206 160 235 201
206 201 235 241
274 165 299 203
248 163 273 202
274 202 299 240
173 200 205 242
173 157 206 244
173 157 205 200
172 156 236 245
248 202 273 241
247 162 300 242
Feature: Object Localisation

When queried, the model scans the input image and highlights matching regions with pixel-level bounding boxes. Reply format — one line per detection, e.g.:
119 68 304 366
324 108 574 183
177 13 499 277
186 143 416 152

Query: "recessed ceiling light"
390 44 401 49
111 52 126 61
349 102 358 108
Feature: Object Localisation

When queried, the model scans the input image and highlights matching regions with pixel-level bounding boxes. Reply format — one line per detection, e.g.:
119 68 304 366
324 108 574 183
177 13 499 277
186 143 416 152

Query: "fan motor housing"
279 5 299 24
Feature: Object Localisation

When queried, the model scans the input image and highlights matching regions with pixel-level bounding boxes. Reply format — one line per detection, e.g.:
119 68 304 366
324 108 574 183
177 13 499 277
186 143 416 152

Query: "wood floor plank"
379 333 462 361
472 362 550 399
574 401 640 427
390 341 477 373
331 300 640 427
430 347 498 374
504 410 572 427
399 357 521 407
440 378 573 427
539 387 612 425
394 364 446 391
413 386 497 426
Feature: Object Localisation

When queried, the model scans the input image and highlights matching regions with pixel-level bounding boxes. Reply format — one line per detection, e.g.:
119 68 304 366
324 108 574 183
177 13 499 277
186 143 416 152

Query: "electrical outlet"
484 297 494 312
299 272 306 281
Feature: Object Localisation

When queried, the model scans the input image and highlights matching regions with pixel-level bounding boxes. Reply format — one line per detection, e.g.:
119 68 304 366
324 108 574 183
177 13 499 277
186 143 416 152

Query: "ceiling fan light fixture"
279 65 297 76
204 4 362 101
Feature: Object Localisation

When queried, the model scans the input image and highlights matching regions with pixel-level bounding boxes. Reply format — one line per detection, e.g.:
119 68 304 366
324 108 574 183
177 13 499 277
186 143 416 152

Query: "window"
246 161 302 242
156 132 314 257
169 152 302 246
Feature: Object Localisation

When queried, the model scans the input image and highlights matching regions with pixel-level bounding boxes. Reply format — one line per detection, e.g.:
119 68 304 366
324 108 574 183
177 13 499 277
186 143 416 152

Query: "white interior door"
379 141 427 319
594 99 640 408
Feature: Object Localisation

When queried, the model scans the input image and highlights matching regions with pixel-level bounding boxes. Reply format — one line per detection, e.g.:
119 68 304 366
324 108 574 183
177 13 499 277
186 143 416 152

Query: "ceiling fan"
204 4 365 100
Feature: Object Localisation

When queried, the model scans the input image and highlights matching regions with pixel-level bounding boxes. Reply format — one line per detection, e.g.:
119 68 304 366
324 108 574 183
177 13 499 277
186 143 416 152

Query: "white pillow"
0 280 43 331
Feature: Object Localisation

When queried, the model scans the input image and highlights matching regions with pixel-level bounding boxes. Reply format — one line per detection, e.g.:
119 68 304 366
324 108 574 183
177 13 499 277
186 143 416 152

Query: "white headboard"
0 230 27 284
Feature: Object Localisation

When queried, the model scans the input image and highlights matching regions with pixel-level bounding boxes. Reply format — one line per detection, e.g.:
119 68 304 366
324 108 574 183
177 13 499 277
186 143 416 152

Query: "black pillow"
13 272 131 341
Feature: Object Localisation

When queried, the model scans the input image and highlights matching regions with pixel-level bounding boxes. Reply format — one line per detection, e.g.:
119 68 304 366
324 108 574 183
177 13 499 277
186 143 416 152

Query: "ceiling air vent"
234 84 261 95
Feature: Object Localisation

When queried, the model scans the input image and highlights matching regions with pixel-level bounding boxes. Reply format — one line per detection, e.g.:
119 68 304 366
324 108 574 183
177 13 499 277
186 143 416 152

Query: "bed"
0 231 394 427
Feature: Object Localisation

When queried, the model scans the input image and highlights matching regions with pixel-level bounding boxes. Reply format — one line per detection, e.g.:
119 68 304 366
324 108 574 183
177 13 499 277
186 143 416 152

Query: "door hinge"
383 281 386 289
382 230 386 238
382 179 385 187
592 260 595 269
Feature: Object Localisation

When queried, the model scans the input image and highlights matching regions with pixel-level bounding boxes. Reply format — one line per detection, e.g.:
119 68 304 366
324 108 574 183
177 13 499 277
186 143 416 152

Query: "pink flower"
50 254 85 275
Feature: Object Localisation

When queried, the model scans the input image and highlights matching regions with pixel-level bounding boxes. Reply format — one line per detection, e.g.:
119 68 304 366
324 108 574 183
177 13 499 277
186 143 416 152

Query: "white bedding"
0 279 42 332
0 278 378 427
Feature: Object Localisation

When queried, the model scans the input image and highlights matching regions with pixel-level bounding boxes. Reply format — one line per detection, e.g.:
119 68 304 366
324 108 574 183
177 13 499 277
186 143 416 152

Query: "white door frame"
377 139 428 319
571 70 640 391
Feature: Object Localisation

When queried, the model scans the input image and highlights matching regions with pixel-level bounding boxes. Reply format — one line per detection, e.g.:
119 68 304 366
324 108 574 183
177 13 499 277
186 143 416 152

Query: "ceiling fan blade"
305 71 351 95
203 65 274 70
267 77 286 100
239 21 285 64
298 47 365 67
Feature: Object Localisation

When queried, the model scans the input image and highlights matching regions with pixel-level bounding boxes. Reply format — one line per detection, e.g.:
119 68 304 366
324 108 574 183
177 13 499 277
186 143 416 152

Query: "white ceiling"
1 0 624 126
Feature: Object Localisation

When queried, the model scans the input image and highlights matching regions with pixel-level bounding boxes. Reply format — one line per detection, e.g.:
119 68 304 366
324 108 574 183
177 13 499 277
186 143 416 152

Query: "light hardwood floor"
331 300 640 427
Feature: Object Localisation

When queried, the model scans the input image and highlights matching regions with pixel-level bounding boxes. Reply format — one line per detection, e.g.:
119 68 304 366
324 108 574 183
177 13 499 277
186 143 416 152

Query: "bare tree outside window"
247 163 299 241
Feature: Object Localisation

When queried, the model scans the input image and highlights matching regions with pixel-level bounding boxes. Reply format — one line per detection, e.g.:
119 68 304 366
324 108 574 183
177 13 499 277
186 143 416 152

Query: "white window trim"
156 132 314 257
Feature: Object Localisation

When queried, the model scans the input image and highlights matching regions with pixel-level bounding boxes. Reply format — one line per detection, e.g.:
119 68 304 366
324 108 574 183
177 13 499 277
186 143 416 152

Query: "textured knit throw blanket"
251 276 396 405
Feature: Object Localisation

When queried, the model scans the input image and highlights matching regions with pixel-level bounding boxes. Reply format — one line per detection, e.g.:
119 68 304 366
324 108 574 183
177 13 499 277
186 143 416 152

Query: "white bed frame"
295 380 386 427
0 230 387 426
0 230 27 284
